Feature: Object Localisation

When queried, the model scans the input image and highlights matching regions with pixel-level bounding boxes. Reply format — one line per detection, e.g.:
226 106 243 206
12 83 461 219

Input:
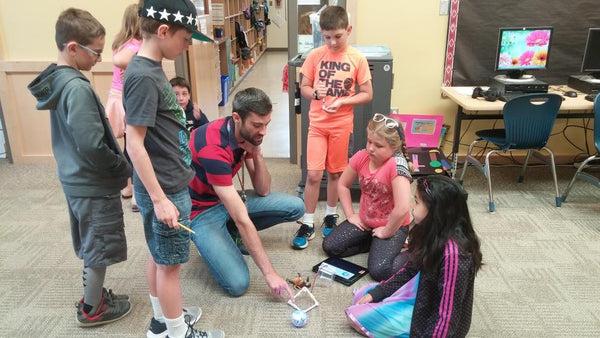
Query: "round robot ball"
291 310 308 328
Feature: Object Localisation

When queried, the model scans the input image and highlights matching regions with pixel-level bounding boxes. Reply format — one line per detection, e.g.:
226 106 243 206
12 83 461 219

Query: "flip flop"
132 204 139 212
121 194 132 199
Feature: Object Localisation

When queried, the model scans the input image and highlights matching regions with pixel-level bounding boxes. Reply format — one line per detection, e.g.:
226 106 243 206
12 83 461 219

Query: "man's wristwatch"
312 90 318 100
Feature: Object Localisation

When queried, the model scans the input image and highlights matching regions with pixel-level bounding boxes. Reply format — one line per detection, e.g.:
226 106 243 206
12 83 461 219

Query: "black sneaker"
147 306 203 338
291 222 315 249
322 214 339 238
76 293 131 327
166 317 225 338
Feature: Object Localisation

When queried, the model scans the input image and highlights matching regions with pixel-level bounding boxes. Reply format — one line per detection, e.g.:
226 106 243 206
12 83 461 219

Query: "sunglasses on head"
372 113 403 139
372 113 399 128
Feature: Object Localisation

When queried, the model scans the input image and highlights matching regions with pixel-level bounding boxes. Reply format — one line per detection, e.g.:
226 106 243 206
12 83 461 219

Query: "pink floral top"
350 150 411 228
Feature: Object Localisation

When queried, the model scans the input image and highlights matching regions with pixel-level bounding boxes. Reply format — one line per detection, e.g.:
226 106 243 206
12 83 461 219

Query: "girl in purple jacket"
346 175 483 337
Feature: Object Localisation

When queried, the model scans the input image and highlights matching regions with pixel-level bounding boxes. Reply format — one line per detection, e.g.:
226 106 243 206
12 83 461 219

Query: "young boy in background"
170 76 209 132
28 8 132 326
293 5 373 249
123 0 223 337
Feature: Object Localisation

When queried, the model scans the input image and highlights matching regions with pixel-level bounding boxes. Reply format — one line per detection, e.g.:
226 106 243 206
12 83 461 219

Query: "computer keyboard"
584 93 598 102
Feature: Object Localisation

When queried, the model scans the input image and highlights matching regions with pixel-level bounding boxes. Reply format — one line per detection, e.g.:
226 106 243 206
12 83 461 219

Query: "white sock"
325 205 337 216
149 294 164 322
165 313 187 338
302 213 315 227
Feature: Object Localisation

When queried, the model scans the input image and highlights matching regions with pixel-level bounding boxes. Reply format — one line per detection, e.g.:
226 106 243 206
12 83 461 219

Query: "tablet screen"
327 264 355 280
314 257 366 282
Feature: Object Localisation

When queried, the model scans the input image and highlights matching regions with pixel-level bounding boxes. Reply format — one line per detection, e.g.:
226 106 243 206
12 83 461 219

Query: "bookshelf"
212 0 268 94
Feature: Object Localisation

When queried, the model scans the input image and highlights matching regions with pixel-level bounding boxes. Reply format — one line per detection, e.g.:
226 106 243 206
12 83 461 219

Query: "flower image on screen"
496 28 552 71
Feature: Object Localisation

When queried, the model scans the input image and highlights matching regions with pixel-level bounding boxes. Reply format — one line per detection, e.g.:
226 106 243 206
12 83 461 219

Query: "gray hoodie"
28 64 131 197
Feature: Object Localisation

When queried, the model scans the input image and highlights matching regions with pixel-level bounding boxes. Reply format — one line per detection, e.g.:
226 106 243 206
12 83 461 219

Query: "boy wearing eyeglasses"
293 5 373 249
28 8 132 326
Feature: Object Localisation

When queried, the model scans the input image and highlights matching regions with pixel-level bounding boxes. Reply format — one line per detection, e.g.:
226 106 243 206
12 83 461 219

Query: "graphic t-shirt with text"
301 45 371 130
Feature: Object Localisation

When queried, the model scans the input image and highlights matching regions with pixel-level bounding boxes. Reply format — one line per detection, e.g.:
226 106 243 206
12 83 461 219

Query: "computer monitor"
581 28 600 79
494 27 553 82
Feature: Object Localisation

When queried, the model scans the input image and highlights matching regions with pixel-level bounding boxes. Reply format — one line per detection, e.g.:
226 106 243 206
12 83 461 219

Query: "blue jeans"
190 190 304 296
135 185 192 266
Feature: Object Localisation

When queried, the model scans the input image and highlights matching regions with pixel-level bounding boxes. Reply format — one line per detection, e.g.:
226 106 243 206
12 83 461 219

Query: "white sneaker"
147 306 203 338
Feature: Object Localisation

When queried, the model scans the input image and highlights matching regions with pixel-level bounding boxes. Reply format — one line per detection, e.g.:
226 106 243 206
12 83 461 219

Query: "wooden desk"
441 86 594 177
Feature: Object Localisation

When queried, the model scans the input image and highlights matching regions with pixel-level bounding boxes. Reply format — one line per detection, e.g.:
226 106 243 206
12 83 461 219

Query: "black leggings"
322 220 409 281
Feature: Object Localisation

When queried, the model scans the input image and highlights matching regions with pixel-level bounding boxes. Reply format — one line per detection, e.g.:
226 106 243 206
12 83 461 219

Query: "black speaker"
472 86 498 102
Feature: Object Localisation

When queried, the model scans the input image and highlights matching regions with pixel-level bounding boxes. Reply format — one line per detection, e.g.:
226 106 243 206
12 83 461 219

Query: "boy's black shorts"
66 193 127 267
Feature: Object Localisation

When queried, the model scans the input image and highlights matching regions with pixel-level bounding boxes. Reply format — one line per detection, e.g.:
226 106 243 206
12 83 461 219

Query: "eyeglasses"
63 42 102 59
372 113 399 129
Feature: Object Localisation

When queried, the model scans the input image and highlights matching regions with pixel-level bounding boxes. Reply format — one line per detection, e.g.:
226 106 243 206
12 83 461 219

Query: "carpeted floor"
0 159 599 337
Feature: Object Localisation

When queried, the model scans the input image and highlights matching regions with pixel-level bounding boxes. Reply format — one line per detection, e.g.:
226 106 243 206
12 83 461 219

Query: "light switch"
439 0 450 16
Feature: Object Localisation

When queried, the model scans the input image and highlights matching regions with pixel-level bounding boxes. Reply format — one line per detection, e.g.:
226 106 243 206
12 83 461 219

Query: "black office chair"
561 93 600 201
459 93 563 212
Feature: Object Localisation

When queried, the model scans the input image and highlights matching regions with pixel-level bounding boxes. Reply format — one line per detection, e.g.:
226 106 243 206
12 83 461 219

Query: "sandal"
132 204 139 212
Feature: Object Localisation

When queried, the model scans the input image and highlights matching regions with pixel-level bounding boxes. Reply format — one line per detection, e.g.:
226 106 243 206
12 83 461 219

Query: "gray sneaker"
147 306 203 338
167 318 225 338
103 287 129 302
76 293 131 327
178 327 225 338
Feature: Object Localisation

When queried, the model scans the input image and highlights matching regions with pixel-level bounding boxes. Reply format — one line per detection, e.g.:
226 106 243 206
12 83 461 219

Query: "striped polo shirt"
188 116 250 218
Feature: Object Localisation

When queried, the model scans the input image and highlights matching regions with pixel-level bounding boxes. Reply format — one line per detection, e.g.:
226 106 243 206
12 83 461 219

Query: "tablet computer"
312 257 368 286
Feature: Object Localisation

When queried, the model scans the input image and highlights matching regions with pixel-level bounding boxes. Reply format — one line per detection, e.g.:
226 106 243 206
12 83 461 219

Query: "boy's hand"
322 98 343 114
192 103 202 120
154 197 180 228
314 80 327 100
356 294 373 305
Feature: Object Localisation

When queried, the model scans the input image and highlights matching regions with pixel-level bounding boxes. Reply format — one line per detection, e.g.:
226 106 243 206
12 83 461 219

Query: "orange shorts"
306 124 352 173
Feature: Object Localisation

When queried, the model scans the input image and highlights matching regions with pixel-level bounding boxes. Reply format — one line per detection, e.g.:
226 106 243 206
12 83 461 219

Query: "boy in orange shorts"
292 6 373 249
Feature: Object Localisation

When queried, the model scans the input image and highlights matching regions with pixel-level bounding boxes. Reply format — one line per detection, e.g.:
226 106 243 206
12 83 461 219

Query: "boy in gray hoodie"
27 8 132 327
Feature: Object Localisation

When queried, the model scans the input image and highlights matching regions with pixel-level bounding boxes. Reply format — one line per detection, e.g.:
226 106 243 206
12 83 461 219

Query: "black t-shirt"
123 55 194 193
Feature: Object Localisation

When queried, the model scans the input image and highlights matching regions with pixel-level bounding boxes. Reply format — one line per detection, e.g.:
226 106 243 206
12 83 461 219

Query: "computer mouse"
564 91 578 98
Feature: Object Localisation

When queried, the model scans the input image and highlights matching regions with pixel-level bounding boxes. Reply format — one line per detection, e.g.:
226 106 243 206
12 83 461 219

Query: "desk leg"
451 105 463 179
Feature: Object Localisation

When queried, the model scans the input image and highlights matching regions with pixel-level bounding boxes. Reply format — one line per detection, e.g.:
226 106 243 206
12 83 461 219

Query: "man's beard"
239 125 263 146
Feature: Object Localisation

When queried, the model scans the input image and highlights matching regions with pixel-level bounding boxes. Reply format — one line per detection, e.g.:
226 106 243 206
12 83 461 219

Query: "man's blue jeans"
190 191 304 296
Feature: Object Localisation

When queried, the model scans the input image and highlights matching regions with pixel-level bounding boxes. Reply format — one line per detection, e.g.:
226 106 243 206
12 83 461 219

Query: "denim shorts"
66 193 127 267
135 185 191 266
